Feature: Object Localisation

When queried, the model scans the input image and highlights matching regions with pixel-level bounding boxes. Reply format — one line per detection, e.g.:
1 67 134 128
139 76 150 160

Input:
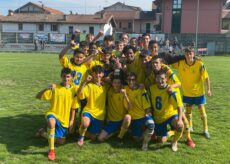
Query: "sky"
0 0 153 16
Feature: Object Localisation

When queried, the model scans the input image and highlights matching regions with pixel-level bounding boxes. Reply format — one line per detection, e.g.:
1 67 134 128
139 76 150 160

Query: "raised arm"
36 84 56 99
59 45 71 59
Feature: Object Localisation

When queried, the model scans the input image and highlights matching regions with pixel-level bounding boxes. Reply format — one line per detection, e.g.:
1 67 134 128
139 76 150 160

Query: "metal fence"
0 32 230 54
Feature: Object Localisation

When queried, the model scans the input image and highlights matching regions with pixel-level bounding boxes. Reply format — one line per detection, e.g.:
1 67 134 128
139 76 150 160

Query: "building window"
89 26 94 35
69 26 73 34
146 23 151 33
51 24 58 31
171 0 182 33
38 24 44 31
128 22 132 29
18 23 23 31
119 22 122 28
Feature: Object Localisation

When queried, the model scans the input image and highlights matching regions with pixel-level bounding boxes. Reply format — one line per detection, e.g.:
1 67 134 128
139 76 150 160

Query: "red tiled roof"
101 11 139 20
1 13 114 24
31 2 64 15
14 2 64 15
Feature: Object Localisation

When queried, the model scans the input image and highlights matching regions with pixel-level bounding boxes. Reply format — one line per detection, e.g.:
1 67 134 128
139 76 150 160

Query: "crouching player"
77 65 108 146
149 70 184 152
36 68 79 161
98 69 132 142
124 72 155 151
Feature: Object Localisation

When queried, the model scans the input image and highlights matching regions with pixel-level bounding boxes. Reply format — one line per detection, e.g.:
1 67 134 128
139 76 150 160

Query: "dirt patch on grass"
0 80 16 86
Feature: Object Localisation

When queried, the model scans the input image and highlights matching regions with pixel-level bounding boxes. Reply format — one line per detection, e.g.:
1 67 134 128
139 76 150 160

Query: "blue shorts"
47 114 68 138
82 112 103 134
103 120 123 134
131 116 153 137
183 95 206 105
155 114 178 137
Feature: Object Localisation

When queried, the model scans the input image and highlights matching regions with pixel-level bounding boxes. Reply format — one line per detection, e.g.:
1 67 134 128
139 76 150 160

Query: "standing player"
36 68 79 161
172 47 211 139
149 70 184 152
59 45 88 88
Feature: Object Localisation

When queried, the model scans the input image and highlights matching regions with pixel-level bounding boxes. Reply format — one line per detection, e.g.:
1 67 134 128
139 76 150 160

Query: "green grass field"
0 52 230 163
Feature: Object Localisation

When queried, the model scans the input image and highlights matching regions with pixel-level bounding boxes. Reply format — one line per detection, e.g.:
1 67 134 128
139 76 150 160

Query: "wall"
162 0 172 33
181 0 222 33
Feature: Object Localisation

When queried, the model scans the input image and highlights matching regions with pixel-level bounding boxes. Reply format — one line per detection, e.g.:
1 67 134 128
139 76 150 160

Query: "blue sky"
0 0 153 15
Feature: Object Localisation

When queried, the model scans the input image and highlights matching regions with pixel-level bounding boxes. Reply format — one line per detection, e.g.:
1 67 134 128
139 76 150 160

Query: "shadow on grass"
0 114 47 156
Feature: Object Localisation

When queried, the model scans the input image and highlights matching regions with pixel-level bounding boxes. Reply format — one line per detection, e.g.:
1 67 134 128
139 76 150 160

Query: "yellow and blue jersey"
40 84 79 128
59 56 88 87
78 83 108 120
125 86 151 120
127 52 146 84
172 60 209 97
107 87 128 121
149 84 183 124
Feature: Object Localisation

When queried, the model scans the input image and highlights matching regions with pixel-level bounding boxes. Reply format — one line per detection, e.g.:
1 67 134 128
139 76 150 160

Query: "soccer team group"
35 30 211 161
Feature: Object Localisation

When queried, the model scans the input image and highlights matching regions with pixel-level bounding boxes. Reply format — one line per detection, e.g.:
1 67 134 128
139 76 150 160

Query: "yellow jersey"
172 60 209 97
40 84 79 128
125 86 151 120
78 83 108 120
127 52 146 84
59 56 88 87
149 84 183 124
107 87 128 121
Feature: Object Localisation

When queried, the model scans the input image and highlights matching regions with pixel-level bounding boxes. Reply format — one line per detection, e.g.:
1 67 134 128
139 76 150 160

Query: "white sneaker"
142 143 148 151
171 142 178 152
204 131 210 139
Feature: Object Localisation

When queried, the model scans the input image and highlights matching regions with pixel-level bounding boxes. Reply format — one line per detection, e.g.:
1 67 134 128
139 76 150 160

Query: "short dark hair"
74 48 85 56
102 47 113 55
104 35 114 41
61 67 72 77
151 55 165 64
92 65 104 73
142 33 151 38
149 40 158 48
122 45 137 55
111 69 125 84
126 72 137 80
155 69 167 78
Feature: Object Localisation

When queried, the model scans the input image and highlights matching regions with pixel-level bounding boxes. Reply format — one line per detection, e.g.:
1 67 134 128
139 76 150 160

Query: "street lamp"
195 0 200 54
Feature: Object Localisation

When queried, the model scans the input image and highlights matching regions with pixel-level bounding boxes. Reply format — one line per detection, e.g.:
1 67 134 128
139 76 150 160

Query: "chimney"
63 15 67 21
100 12 104 19
152 1 157 11
8 10 14 16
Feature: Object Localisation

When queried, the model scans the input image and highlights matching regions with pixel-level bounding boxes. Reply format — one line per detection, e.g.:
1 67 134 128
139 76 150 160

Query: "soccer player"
97 69 132 141
149 70 184 152
148 56 195 148
123 45 146 84
124 72 154 151
172 47 211 139
148 40 185 65
77 65 108 146
59 45 88 88
36 68 79 161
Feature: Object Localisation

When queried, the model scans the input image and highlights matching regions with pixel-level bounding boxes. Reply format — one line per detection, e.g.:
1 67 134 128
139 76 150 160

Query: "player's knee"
97 135 105 142
158 136 167 143
124 114 131 122
145 121 155 135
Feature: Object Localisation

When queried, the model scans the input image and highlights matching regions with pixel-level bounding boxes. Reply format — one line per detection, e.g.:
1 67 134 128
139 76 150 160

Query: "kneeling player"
98 69 132 142
36 68 79 161
149 70 184 152
125 72 155 150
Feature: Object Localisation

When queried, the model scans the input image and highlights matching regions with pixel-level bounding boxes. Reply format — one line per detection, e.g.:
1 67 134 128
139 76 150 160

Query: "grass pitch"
0 52 230 163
